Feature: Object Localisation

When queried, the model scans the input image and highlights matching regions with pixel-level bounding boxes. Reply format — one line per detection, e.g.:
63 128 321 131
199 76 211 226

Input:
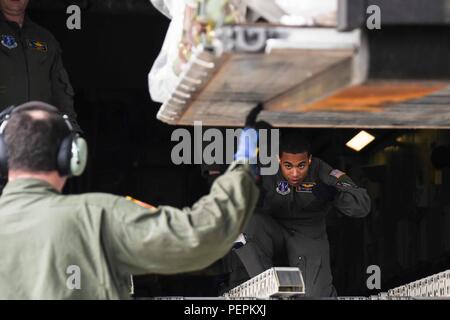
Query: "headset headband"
12 101 60 114
0 101 74 135
0 101 88 177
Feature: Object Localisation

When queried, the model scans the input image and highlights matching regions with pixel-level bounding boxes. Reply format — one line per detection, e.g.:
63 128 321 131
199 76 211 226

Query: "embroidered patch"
329 169 346 179
126 196 156 210
27 39 48 52
1 35 18 49
336 181 354 188
276 181 291 195
295 182 316 193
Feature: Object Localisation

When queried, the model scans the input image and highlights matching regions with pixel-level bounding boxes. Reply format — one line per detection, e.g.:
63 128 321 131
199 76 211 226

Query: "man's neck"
8 171 66 192
2 12 25 27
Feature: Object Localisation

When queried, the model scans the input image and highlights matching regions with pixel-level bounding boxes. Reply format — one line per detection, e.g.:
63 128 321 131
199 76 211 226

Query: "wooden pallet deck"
156 25 450 129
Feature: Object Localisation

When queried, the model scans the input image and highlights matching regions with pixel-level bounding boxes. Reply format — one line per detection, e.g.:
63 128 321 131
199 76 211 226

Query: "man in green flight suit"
0 0 79 131
0 101 259 299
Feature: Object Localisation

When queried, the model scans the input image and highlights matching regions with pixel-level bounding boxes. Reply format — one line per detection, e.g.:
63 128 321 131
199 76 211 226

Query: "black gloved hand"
245 103 264 128
254 120 272 131
312 182 339 202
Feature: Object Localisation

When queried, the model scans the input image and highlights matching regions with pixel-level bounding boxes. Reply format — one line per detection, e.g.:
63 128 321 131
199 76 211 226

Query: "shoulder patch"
329 169 346 179
126 196 156 210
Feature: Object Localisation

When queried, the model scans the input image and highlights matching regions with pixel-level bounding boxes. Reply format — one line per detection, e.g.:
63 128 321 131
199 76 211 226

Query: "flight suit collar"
22 14 35 29
0 11 33 29
2 178 60 196
304 157 317 182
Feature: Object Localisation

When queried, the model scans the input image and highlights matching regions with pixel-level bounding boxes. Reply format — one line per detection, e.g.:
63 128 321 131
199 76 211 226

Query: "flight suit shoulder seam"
74 194 121 210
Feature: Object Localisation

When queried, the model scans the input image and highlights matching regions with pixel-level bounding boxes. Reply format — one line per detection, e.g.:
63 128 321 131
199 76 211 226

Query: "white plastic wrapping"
148 0 193 103
148 0 246 103
148 0 338 104
276 0 337 26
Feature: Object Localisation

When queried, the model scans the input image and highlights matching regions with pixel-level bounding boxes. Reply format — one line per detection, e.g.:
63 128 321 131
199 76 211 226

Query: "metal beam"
28 0 159 15
338 0 450 31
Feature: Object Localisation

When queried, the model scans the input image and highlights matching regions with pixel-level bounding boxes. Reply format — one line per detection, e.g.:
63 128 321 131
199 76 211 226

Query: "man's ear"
309 154 312 165
277 155 281 163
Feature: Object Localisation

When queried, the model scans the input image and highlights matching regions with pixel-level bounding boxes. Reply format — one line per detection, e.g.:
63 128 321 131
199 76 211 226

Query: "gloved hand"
234 127 259 177
254 120 272 131
312 182 339 202
234 127 258 162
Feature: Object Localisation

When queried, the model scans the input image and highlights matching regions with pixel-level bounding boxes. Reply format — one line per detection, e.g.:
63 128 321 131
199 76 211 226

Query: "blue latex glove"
234 128 258 162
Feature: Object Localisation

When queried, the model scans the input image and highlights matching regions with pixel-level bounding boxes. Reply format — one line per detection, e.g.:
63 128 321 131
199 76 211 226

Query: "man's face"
279 152 312 187
0 0 29 17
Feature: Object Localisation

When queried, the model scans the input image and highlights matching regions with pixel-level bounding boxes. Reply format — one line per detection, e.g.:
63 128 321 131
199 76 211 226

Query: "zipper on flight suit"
17 28 30 101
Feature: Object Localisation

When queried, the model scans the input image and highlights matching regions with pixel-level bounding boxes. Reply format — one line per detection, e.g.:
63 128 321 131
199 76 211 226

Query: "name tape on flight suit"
276 181 317 195
295 182 316 193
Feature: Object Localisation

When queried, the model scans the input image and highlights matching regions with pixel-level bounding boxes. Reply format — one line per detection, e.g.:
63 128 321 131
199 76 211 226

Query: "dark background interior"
26 0 450 297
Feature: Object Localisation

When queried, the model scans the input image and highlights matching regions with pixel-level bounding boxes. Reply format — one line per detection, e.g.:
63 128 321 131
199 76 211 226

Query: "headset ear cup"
57 136 73 176
0 136 8 177
70 137 88 177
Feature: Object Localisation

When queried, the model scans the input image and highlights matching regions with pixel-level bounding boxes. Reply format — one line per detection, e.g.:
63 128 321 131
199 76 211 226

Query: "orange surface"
299 82 448 112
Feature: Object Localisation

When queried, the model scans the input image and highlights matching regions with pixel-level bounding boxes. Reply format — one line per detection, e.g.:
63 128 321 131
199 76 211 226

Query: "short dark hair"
4 110 69 172
279 132 311 156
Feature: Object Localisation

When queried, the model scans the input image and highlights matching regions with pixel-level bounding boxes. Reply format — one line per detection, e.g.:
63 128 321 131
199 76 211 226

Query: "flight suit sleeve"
318 159 371 218
102 162 259 276
50 40 81 132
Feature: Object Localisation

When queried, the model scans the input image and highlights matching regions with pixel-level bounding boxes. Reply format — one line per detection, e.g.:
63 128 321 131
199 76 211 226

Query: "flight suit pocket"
0 45 13 95
27 43 51 65
309 256 322 287
296 255 306 278
304 198 329 212
296 255 322 296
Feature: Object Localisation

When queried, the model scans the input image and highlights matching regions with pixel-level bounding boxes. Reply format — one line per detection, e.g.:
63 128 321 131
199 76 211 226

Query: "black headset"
0 101 88 177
